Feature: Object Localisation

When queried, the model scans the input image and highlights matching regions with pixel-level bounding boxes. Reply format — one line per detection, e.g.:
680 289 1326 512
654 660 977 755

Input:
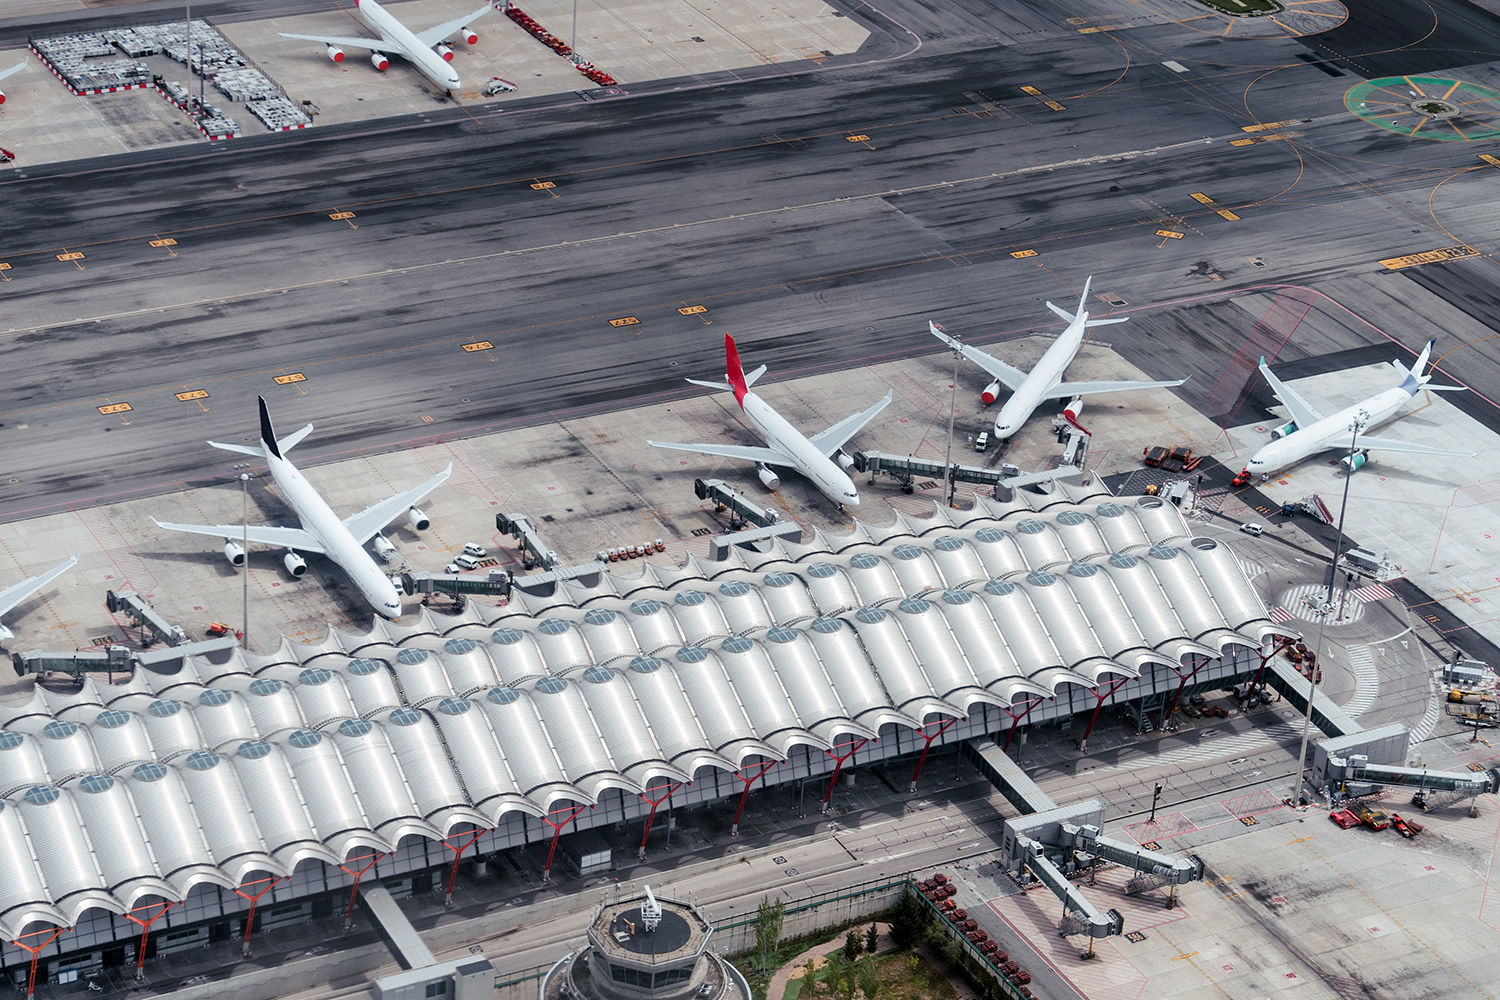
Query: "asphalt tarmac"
3 0 1500 522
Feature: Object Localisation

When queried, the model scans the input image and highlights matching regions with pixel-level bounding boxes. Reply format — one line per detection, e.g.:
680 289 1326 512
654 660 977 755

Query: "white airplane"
1241 340 1475 479
278 0 496 92
0 550 79 643
0 57 29 105
648 335 892 507
156 398 452 620
929 277 1187 440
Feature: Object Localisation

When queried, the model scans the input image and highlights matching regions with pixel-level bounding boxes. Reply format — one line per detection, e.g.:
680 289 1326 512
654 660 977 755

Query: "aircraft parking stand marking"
1010 249 1038 258
174 390 209 402
97 402 132 415
0 263 9 281
1378 245 1478 269
327 211 358 228
56 251 85 269
609 317 641 328
462 341 495 352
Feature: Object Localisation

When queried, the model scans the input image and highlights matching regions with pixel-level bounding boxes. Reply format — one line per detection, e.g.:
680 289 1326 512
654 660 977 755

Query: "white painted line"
1164 60 1190 73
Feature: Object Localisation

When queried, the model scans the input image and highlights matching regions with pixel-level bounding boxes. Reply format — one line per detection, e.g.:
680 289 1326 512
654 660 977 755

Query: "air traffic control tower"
541 887 749 1000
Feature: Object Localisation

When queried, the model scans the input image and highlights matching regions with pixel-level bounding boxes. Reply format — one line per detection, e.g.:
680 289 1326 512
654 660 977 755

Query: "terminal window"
426 982 449 997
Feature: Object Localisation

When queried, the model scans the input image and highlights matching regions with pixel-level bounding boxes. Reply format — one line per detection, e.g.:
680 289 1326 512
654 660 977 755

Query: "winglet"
259 396 282 460
725 335 750 408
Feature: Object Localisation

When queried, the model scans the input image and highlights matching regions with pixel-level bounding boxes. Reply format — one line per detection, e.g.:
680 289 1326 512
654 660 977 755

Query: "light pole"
1289 409 1366 806
941 326 961 507
240 473 251 649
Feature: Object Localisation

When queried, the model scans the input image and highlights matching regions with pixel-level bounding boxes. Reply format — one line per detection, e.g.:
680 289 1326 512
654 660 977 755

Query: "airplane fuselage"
993 318 1086 438
265 450 404 617
742 393 862 506
1247 384 1414 478
356 0 461 89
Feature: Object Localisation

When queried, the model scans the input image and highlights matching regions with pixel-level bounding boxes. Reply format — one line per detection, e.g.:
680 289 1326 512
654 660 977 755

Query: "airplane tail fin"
259 397 283 460
725 335 750 407
1397 339 1436 395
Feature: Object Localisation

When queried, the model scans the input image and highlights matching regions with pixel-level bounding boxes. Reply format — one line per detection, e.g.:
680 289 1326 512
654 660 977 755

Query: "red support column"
122 900 176 980
1249 635 1297 695
1162 657 1211 729
821 736 869 812
909 718 959 791
11 926 65 998
541 802 591 882
442 827 487 908
637 781 684 859
1079 677 1129 751
731 759 779 836
233 874 283 959
1001 697 1045 753
339 849 387 932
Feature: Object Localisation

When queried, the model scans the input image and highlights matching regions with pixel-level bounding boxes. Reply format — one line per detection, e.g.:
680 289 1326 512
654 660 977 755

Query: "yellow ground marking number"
463 341 494 352
149 238 178 248
328 212 356 221
175 390 209 401
678 305 708 315
1242 120 1301 132
56 252 85 261
98 403 132 415
0 263 9 270
1156 230 1185 239
530 181 557 190
1217 209 1241 221
1479 154 1500 166
847 134 872 142
1379 245 1478 269
1189 192 1215 204
609 317 641 328
274 373 307 385
1010 249 1038 258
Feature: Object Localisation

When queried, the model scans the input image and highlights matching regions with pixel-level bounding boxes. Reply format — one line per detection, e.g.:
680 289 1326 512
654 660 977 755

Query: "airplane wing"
414 2 497 46
929 323 1030 391
1351 436 1477 459
808 390 894 457
341 465 454 544
1259 358 1323 429
0 58 29 83
0 550 79 619
646 440 789 465
155 520 327 555
277 31 389 52
1041 377 1187 400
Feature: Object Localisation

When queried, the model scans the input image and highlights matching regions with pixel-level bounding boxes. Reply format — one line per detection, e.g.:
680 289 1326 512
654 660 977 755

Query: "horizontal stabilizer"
1354 436 1476 459
278 423 314 454
685 377 735 392
1084 316 1129 327
207 440 266 458
1045 301 1073 322
742 364 768 388
1424 384 1468 392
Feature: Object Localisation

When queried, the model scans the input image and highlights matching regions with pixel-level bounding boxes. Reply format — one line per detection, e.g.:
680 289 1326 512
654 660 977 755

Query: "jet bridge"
13 636 239 678
496 512 559 570
694 478 780 529
851 451 1084 495
105 588 188 646
1321 753 1499 812
1013 837 1123 943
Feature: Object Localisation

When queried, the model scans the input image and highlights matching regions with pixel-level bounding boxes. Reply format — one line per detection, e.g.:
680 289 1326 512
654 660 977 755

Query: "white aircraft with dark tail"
156 398 451 619
648 335 892 507
929 277 1187 440
0 57 29 105
277 0 496 91
0 550 79 643
1241 340 1475 479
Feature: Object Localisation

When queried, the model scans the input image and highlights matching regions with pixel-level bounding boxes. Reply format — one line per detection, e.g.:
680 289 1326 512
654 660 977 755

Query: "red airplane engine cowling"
436 44 454 61
0 91 7 105
1064 397 1084 422
461 26 478 44
371 52 389 70
326 44 344 62
982 380 1001 405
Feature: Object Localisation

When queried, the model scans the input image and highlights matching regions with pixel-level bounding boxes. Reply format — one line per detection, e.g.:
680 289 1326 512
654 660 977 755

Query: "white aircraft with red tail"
0 58 29 105
648 335 892 508
278 0 496 91
930 277 1186 440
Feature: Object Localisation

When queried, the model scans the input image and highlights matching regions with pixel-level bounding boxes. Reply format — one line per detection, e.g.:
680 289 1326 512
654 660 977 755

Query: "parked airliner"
929 277 1187 440
648 335 892 507
278 0 496 92
0 550 79 644
156 398 451 619
1241 341 1475 479
0 57 29 105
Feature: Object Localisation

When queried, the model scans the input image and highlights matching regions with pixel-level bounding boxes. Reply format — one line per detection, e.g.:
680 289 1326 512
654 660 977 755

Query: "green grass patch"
1191 0 1283 14
791 953 957 1000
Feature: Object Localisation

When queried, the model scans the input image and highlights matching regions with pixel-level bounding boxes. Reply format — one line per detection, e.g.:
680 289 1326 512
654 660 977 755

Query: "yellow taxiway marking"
0 262 9 281
846 134 872 142
57 250 86 269
530 180 559 197
1241 119 1301 132
1480 154 1500 166
678 305 708 315
174 389 209 401
328 211 358 229
273 372 307 385
609 317 641 328
462 341 494 352
149 238 178 248
1189 192 1215 204
1010 249 1038 258
98 402 132 415
1379 245 1478 269
1019 85 1065 110
1217 209 1241 221
1156 229 1185 239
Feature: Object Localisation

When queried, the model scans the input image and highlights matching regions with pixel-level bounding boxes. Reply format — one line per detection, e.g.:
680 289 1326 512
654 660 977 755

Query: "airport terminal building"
0 484 1278 983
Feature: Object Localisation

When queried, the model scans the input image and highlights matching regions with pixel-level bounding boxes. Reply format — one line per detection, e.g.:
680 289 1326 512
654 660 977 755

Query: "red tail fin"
725 334 749 407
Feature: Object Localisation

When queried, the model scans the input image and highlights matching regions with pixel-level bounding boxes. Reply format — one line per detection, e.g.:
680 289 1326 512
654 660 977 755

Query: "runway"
3 0 1500 520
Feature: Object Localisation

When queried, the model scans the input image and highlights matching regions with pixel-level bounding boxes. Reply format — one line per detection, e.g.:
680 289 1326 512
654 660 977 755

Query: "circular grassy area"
1346 76 1500 141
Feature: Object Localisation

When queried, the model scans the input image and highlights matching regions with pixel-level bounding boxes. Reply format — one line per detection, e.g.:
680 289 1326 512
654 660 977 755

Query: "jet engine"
981 380 1001 405
756 465 780 490
407 506 430 531
435 43 454 62
371 534 399 563
283 551 308 577
1064 397 1084 423
224 541 246 567
460 26 478 44
370 52 390 70
326 44 344 62
1339 451 1369 474
1269 421 1297 440
0 90 7 106
835 451 855 470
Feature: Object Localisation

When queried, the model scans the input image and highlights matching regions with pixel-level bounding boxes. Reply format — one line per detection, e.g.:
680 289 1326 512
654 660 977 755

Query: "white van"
974 432 989 452
461 542 488 558
453 553 481 571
